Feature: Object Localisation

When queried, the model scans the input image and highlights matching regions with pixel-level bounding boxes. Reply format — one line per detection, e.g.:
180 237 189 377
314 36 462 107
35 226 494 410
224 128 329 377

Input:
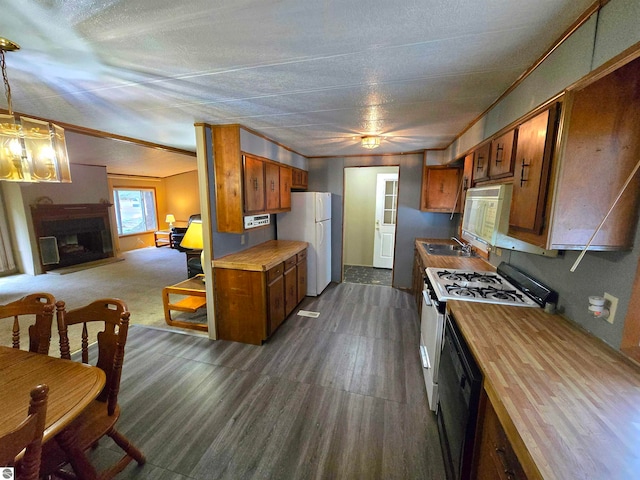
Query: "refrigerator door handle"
316 196 322 221
318 221 324 246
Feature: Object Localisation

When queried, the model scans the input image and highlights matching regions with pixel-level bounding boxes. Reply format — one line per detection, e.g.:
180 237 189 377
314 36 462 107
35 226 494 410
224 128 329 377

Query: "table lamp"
165 214 176 229
180 219 204 279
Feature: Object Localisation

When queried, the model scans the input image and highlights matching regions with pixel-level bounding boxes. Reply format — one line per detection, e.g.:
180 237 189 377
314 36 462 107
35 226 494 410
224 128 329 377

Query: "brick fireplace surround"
31 203 114 272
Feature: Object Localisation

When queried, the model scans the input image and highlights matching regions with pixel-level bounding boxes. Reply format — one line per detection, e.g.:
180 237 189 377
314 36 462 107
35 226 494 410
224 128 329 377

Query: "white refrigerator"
277 192 331 296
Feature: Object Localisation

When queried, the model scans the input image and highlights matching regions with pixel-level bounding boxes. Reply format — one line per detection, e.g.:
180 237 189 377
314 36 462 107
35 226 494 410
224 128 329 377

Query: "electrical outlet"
494 247 502 256
241 235 246 245
604 293 618 324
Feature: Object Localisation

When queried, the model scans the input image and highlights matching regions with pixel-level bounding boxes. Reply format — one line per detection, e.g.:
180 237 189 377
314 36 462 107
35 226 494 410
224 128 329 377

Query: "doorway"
343 166 400 286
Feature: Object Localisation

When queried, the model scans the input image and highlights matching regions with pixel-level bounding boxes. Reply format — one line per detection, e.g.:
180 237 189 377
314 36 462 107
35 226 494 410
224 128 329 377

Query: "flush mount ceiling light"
0 37 71 183
361 136 381 149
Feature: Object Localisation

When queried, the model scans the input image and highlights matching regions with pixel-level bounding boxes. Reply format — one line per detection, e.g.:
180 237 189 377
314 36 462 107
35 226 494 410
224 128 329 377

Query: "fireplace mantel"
31 203 115 271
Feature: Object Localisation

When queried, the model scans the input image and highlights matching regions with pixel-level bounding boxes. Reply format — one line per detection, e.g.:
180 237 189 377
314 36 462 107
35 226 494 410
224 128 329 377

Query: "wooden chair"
0 384 49 480
46 299 145 479
0 293 56 354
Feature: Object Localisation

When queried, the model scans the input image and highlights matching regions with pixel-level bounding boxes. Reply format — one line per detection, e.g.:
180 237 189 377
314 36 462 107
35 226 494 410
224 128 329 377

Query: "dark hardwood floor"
89 282 446 479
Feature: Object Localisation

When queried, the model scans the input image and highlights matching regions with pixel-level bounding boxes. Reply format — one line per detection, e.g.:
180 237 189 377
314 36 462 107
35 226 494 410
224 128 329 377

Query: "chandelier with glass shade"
0 37 71 183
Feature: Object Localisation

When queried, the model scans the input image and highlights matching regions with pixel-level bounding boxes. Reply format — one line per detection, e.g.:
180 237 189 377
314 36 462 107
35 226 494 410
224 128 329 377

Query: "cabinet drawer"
284 255 297 271
267 263 284 282
297 249 307 263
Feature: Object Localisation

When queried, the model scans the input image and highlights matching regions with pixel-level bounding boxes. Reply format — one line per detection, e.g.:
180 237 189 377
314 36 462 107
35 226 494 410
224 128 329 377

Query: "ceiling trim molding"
107 173 163 182
446 0 608 155
0 108 197 157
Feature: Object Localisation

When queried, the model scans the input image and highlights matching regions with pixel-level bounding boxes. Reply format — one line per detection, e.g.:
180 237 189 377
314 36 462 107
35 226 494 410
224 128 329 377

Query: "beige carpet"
0 246 208 354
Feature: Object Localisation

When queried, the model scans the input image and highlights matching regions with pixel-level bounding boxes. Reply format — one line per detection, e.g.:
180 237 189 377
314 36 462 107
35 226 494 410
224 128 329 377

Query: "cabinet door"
267 275 285 335
473 143 490 182
420 166 462 212
284 265 297 316
412 249 424 313
510 108 556 234
300 170 308 189
476 396 527 480
265 162 280 211
550 59 640 249
244 155 265 213
489 130 516 179
280 166 292 210
296 255 307 304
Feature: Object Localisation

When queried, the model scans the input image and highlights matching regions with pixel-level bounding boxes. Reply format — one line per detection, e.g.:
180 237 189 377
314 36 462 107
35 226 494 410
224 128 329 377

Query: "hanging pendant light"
0 37 71 183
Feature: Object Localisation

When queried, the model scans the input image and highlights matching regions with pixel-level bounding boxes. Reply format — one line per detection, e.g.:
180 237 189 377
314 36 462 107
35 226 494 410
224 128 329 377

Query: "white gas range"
425 267 538 307
419 262 557 411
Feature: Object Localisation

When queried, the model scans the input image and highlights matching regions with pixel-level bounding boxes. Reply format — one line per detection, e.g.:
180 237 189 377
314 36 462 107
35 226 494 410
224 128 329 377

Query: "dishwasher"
437 312 482 480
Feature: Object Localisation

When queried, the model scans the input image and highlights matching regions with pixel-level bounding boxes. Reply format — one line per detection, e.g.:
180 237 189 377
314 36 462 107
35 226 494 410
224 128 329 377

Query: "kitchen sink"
421 242 477 257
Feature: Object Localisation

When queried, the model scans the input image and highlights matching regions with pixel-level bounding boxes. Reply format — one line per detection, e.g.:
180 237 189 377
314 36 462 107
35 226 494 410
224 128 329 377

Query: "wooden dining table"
0 345 106 477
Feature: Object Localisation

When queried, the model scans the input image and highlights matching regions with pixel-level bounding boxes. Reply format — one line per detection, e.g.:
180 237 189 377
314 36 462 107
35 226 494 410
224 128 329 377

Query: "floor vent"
297 310 320 318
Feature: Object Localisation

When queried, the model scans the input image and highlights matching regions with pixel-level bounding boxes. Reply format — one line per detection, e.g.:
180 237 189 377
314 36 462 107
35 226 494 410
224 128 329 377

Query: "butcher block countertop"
415 238 494 270
448 300 640 480
212 240 308 271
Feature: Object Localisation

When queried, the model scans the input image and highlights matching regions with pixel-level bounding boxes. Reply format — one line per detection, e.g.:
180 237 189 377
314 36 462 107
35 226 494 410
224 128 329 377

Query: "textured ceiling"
1 0 594 177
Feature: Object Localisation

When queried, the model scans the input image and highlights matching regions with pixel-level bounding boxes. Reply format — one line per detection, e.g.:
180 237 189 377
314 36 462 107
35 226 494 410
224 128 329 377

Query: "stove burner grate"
437 270 502 284
445 283 483 298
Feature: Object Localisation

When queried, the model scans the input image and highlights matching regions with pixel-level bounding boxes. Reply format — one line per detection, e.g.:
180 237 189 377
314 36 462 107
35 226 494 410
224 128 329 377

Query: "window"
113 188 158 236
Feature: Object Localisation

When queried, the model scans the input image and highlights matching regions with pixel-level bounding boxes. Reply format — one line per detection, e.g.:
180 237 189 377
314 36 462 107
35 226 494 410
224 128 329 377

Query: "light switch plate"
604 293 618 324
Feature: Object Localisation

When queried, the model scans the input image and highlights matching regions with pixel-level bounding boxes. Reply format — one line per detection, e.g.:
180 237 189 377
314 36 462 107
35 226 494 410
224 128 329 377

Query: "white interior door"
373 173 398 269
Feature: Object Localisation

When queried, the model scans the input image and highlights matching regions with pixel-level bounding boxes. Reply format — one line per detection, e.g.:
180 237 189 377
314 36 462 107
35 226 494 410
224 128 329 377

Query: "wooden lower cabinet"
476 395 527 480
412 249 425 313
284 255 297 317
214 268 268 345
296 250 307 303
215 248 307 345
267 269 285 335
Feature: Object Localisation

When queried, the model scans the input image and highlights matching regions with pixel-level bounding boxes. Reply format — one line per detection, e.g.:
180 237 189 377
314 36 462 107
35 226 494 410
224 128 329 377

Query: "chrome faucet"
451 236 472 255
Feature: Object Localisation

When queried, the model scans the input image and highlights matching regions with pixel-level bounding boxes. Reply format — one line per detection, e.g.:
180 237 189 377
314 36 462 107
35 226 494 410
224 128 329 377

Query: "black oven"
437 312 482 480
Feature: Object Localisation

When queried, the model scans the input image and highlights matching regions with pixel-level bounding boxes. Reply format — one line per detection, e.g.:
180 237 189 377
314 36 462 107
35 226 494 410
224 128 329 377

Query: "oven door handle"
419 345 431 370
422 290 432 307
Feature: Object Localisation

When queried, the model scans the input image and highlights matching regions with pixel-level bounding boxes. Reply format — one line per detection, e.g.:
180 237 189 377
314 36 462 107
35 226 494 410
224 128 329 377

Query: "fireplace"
31 203 114 272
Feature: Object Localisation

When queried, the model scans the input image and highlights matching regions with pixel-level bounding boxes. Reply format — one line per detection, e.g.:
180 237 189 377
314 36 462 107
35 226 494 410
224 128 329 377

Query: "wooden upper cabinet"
509 107 557 234
291 167 308 190
548 57 640 250
489 129 516 179
265 162 280 210
420 165 463 213
472 143 490 183
211 124 298 233
212 125 244 233
280 166 292 210
243 154 265 214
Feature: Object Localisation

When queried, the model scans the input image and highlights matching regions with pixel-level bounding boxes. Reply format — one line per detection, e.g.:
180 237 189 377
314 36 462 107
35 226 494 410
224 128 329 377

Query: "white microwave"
461 185 511 252
461 184 557 256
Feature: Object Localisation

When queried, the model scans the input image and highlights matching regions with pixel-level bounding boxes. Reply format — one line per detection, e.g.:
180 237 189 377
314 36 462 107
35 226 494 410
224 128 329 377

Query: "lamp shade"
180 219 203 250
165 214 176 224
